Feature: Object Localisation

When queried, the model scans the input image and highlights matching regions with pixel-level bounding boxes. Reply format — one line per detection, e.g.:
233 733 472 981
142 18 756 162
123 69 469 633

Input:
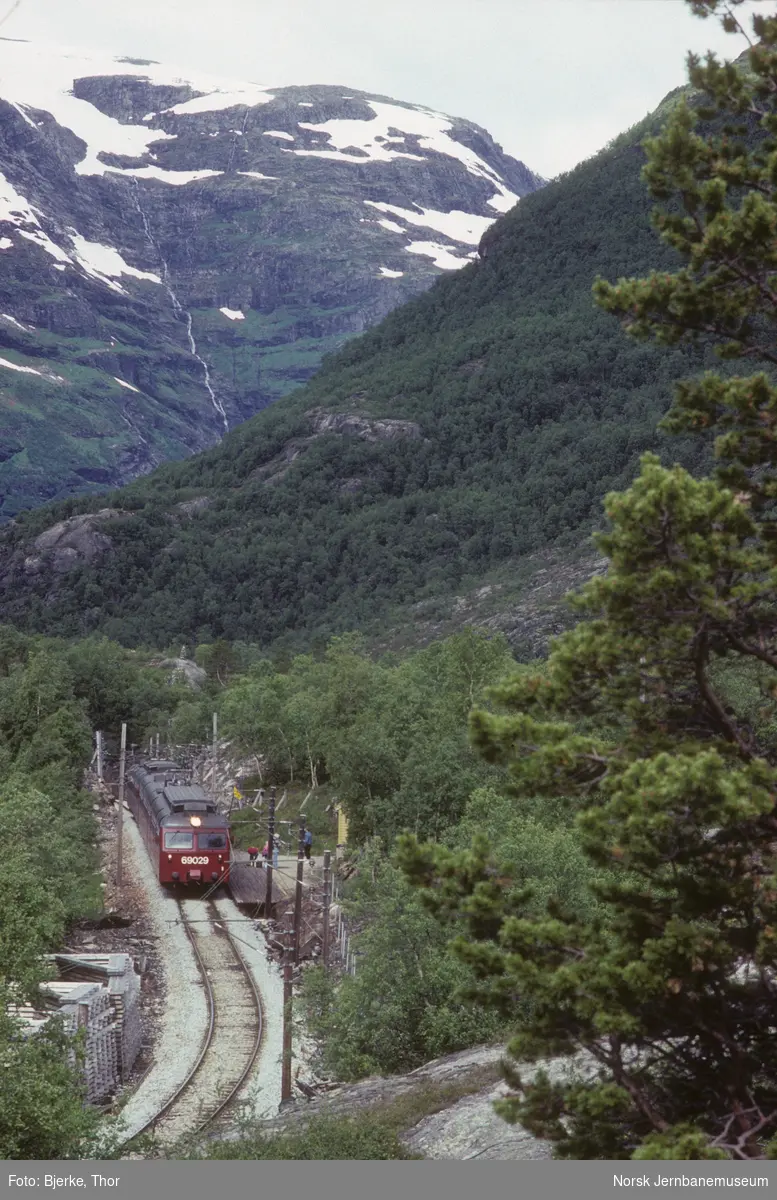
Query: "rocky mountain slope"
0 81 710 653
0 39 542 515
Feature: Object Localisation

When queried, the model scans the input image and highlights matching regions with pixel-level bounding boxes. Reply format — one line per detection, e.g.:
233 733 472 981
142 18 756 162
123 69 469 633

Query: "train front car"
159 787 231 886
126 760 232 888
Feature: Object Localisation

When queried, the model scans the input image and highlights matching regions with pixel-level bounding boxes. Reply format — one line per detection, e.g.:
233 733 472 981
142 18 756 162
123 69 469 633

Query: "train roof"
142 759 180 772
164 785 212 811
128 761 229 828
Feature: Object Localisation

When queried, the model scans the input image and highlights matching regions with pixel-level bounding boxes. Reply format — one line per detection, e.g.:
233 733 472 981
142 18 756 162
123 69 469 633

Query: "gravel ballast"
114 815 283 1143
214 896 284 1120
116 814 209 1142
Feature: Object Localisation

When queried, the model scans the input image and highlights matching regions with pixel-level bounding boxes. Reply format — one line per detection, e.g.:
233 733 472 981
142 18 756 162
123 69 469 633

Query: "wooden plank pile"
40 980 119 1103
50 954 142 1087
4 953 144 1104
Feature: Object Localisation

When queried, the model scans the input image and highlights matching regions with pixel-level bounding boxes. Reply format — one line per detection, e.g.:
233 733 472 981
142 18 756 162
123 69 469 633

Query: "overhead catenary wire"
0 0 22 30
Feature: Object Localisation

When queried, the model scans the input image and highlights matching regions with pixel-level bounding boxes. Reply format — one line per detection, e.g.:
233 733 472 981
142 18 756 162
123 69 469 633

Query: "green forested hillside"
0 87 713 649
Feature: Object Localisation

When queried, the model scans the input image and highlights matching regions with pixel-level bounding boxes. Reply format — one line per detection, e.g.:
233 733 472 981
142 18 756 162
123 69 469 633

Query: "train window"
198 833 227 850
164 830 194 849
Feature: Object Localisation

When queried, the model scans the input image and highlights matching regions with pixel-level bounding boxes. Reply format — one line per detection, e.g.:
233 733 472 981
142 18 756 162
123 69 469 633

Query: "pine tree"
399 2 777 1160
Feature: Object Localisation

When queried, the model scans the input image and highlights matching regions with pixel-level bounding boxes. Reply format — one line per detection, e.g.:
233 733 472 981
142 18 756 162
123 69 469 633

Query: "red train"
125 758 232 887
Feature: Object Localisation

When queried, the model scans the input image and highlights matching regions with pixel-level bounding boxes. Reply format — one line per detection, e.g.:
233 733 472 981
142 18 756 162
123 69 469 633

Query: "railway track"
131 896 263 1149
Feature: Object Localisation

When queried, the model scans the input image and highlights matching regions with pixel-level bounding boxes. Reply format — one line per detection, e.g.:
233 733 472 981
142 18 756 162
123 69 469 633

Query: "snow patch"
1 313 32 331
379 266 403 278
238 170 278 181
298 102 314 108
219 307 245 321
0 237 13 250
163 87 272 116
70 234 162 293
0 355 42 375
113 376 141 393
488 190 519 214
0 41 272 179
365 200 491 246
0 171 71 264
404 241 471 271
263 130 295 141
297 99 519 214
377 218 405 234
107 165 222 185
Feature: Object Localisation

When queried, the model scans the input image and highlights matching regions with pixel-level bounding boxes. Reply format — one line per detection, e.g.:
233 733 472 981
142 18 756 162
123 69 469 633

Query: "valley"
3 1 777 1168
0 39 541 515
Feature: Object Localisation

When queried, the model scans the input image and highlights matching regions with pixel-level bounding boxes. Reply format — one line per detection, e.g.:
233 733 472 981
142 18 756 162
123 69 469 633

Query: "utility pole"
116 722 127 889
321 849 332 970
211 712 218 804
293 815 306 964
155 732 160 757
95 730 103 783
265 786 276 917
281 926 293 1103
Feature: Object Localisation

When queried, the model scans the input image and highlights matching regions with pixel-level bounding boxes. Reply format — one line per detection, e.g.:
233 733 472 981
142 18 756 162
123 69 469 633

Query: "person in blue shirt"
303 828 313 862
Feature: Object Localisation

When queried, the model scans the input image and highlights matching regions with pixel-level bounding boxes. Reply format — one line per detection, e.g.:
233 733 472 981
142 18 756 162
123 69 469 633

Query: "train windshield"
164 830 194 849
198 832 227 850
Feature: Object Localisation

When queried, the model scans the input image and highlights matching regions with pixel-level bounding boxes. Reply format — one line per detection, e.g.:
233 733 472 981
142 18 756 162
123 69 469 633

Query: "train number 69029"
180 856 210 865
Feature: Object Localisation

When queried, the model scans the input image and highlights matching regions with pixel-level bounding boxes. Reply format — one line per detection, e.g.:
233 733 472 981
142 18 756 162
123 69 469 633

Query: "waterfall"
132 183 229 433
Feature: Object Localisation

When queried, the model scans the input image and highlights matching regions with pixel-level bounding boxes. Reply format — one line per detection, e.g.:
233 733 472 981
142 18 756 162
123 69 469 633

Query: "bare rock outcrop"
250 411 422 489
402 1081 551 1160
308 408 422 442
226 1044 592 1159
154 657 208 689
24 508 124 575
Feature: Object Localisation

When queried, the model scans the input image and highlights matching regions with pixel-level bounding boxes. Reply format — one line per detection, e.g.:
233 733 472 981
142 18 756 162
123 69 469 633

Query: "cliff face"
0 41 543 516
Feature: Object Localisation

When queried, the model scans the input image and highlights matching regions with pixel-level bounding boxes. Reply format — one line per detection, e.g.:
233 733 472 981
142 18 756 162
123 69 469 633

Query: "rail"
127 897 263 1150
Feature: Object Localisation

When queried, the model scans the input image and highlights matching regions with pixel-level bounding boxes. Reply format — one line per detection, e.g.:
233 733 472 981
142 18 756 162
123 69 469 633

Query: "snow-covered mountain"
0 38 543 515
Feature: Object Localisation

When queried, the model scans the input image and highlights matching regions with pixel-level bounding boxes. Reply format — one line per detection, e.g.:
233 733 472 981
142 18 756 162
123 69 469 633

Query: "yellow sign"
233 786 243 800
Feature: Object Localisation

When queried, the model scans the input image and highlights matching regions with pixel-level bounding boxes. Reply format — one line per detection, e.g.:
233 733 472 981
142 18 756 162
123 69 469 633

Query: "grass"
192 1061 504 1160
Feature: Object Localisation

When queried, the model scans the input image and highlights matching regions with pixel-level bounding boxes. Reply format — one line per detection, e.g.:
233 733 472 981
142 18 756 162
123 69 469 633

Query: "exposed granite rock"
153 657 208 688
373 547 608 661
175 497 211 517
308 408 422 442
219 1044 593 1159
401 1082 552 1160
26 508 123 573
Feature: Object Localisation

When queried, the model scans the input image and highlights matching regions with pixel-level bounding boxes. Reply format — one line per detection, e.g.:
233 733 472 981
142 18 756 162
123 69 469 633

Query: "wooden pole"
116 723 127 889
212 712 218 804
96 730 103 782
322 850 332 969
281 928 293 1103
293 815 306 964
265 786 276 917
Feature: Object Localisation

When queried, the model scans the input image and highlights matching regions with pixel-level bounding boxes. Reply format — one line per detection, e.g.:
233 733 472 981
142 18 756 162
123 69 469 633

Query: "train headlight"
189 816 201 827
167 854 173 861
218 855 223 862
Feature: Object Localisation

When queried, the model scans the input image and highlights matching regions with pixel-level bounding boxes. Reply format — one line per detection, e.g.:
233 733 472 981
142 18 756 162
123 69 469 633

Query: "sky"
0 0 765 179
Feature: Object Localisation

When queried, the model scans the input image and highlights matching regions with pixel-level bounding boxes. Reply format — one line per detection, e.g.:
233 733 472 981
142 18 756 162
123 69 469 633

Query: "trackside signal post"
322 849 332 969
265 786 276 915
116 722 127 888
281 927 293 1102
293 815 306 964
